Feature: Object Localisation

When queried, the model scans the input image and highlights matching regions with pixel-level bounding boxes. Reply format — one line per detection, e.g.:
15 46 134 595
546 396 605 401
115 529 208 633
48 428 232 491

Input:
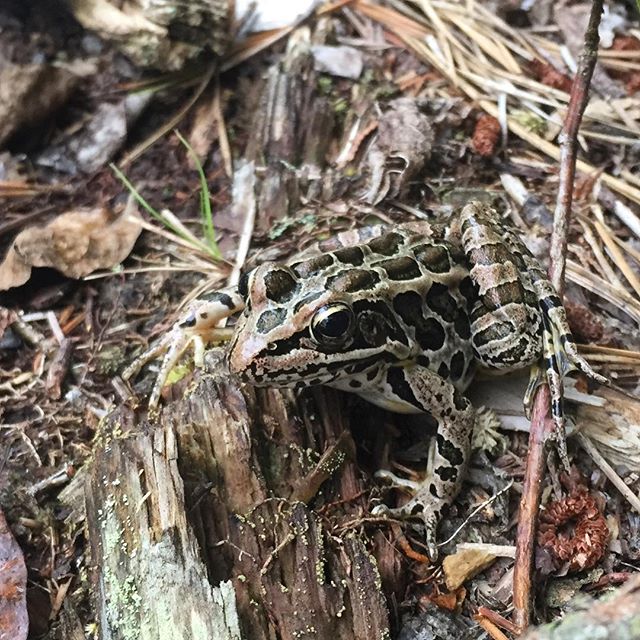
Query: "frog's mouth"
227 326 405 389
227 329 340 387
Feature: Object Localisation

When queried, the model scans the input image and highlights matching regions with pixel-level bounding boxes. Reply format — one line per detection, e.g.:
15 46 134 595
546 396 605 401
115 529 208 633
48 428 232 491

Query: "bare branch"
512 0 604 631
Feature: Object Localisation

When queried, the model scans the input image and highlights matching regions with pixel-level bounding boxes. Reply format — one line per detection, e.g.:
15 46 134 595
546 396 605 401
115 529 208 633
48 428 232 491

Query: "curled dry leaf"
0 509 28 640
0 207 141 290
422 587 466 612
364 98 434 204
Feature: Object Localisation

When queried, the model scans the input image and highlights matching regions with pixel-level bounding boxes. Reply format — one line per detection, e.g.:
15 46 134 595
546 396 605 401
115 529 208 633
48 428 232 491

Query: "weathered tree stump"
85 393 242 639
86 350 393 638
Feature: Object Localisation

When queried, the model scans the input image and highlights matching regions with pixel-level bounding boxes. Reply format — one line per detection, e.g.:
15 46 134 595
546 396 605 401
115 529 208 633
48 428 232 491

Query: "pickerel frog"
123 201 605 557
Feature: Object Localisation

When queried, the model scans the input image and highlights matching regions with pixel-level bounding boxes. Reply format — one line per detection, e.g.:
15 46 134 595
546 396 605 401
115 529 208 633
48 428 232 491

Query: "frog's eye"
310 303 355 348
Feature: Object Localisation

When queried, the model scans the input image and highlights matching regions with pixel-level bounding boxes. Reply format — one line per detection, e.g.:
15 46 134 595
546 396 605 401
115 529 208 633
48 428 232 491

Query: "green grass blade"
110 163 219 259
173 129 220 258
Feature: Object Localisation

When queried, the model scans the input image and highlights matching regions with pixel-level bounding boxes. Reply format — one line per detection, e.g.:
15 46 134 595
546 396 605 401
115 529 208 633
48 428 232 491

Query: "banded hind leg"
459 201 543 372
361 364 475 560
459 201 607 458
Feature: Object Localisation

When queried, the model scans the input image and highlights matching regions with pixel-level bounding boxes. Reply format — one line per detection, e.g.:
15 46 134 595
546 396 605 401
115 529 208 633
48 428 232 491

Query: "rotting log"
85 401 242 640
86 350 392 639
46 600 93 640
522 575 640 640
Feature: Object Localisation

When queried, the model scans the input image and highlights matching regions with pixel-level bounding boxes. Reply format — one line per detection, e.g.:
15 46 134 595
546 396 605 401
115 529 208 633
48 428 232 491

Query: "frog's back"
282 224 477 391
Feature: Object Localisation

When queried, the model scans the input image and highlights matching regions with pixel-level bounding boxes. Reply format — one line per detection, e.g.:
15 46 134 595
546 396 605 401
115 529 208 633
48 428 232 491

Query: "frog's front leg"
364 364 475 560
122 290 244 408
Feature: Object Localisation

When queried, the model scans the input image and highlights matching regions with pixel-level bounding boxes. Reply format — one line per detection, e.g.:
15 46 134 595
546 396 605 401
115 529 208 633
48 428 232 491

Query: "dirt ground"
2 1 640 639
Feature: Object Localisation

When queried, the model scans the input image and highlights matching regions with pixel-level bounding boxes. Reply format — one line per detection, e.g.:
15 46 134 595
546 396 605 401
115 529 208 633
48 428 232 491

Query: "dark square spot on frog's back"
450 351 466 381
413 244 451 274
374 256 422 281
367 232 404 256
291 254 334 278
426 282 458 322
263 268 299 303
333 246 365 266
327 269 380 293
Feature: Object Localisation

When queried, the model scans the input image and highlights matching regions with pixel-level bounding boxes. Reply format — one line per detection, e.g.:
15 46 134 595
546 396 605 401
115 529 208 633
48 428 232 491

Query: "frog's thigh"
460 202 541 371
362 364 474 511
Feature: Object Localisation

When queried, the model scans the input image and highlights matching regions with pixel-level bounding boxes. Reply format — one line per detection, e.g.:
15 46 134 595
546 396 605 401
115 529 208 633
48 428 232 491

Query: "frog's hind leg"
459 201 543 373
531 278 608 461
365 364 475 560
460 201 608 462
123 290 244 408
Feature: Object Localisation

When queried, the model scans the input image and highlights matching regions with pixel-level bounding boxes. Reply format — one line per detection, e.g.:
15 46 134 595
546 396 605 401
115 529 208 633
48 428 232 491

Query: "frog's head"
227 260 411 387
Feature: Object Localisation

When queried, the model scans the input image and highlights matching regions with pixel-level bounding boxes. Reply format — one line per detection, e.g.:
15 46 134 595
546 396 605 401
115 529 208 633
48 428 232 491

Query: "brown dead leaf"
0 508 28 640
0 207 141 290
442 548 497 591
422 587 466 611
0 63 82 147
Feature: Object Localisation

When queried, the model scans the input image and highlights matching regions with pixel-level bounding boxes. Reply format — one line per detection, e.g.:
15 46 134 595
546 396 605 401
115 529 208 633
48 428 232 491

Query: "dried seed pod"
538 486 609 572
471 115 501 157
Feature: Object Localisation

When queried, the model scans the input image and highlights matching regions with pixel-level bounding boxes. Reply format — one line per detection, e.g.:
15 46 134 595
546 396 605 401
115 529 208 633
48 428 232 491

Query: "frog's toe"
372 499 439 560
122 337 170 382
374 469 422 492
122 327 193 409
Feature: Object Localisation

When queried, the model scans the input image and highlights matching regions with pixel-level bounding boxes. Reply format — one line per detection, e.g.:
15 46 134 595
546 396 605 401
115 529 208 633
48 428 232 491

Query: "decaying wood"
46 601 92 640
522 575 640 640
87 351 392 639
85 404 242 640
170 351 390 639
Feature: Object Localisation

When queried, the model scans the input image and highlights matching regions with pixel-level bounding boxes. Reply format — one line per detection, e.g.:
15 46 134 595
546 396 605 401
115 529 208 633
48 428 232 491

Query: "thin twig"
477 606 521 636
512 387 553 630
550 0 604 295
578 433 640 514
437 480 514 548
511 0 604 631
474 612 512 640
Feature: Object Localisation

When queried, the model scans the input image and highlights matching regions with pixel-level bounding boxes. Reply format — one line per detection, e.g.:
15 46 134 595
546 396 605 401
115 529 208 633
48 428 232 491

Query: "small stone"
442 548 497 591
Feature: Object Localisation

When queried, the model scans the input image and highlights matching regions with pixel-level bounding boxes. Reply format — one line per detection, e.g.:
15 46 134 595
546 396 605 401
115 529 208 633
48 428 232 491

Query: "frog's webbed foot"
122 290 244 409
372 471 440 561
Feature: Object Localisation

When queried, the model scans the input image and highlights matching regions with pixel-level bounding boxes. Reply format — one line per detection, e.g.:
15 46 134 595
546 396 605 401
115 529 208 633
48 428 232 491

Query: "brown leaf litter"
0 206 141 290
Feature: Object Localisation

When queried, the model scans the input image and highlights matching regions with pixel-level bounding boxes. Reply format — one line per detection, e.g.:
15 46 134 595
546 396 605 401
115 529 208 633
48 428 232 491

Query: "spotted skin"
123 201 606 558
